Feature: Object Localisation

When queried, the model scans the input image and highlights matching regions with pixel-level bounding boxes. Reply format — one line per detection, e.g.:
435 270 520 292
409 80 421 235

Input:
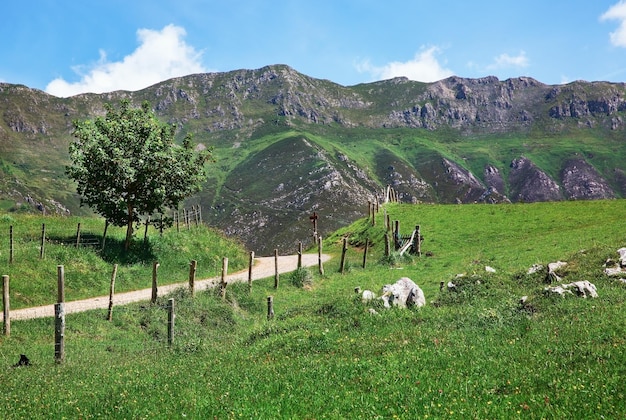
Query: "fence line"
1 197 427 364
0 205 206 264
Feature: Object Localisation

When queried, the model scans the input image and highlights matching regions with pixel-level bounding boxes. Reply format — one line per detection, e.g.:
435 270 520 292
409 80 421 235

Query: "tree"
66 99 211 250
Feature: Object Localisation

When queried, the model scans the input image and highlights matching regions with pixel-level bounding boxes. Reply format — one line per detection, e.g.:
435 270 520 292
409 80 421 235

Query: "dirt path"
2 253 331 321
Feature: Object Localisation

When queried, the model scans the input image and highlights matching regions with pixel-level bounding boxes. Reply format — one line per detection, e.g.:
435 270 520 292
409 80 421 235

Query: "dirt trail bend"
2 253 331 321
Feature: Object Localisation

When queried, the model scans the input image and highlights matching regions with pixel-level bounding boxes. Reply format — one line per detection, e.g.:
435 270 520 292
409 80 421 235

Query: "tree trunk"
125 203 134 250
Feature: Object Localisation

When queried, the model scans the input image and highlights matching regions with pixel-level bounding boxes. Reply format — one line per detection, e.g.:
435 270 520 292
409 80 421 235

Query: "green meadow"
1 199 625 418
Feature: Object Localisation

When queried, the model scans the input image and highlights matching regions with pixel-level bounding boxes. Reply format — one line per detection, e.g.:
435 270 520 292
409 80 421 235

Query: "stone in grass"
546 261 568 283
381 277 426 308
544 280 598 298
361 290 376 302
605 248 626 276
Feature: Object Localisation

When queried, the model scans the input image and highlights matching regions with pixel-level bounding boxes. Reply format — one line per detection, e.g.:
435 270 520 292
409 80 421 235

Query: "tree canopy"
66 99 211 249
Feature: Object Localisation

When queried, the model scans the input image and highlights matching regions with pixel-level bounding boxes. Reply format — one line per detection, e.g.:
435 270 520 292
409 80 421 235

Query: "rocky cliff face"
561 158 615 200
0 65 625 252
509 157 564 202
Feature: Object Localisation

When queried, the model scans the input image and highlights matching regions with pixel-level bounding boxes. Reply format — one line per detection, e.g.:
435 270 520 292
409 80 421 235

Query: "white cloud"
357 46 454 83
486 51 529 70
601 1 626 47
45 24 207 97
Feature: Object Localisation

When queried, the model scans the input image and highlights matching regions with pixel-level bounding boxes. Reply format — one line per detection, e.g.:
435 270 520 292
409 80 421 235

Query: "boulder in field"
381 277 426 308
544 280 598 298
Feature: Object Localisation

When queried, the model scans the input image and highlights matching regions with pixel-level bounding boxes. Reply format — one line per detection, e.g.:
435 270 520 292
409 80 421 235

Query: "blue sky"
3 1 626 97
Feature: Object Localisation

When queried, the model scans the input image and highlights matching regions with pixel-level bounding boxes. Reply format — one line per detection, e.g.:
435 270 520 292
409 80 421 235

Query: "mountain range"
1 64 626 254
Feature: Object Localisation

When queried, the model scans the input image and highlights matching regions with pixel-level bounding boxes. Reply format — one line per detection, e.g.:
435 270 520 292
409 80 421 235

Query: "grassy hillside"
199 121 626 255
203 124 626 205
1 200 626 418
0 214 249 309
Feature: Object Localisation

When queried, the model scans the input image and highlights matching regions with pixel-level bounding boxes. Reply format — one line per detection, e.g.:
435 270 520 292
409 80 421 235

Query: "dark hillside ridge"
1 65 626 253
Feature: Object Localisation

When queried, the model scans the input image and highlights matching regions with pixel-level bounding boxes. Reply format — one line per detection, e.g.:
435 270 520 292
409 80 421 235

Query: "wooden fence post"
54 303 65 363
311 212 318 239
274 249 279 289
297 242 303 269
267 296 274 320
107 264 117 321
40 223 46 259
362 238 369 269
189 260 197 296
394 220 400 250
57 265 65 304
9 225 13 264
3 275 9 337
55 265 65 363
220 257 228 300
151 262 159 304
75 223 81 248
384 234 390 257
248 251 254 292
167 298 175 347
415 225 422 256
340 237 348 274
318 236 324 276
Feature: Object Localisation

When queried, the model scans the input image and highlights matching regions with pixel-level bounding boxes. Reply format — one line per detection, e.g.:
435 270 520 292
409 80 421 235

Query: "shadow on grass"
48 233 156 265
100 237 156 265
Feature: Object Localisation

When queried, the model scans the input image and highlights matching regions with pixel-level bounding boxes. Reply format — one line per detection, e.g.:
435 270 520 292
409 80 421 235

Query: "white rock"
548 261 567 273
485 266 496 273
545 281 598 298
381 277 426 308
527 264 544 275
544 285 573 297
362 290 376 302
605 266 624 277
547 261 568 282
569 281 598 298
618 247 626 267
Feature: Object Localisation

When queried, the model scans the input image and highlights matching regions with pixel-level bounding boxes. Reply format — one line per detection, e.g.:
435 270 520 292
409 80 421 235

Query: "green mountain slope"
2 65 626 253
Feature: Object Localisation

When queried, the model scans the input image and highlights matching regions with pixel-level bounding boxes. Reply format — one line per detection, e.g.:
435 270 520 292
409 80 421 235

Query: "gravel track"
2 253 331 321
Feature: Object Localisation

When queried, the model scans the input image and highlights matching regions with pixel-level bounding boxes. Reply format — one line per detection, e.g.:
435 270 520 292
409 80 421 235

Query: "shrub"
289 266 313 288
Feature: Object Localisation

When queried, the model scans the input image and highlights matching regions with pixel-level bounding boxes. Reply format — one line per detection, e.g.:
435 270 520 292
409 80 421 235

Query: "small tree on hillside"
66 99 211 250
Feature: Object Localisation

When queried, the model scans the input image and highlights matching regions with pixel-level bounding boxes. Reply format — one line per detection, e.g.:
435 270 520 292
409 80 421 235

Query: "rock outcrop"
561 158 615 200
509 157 563 202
